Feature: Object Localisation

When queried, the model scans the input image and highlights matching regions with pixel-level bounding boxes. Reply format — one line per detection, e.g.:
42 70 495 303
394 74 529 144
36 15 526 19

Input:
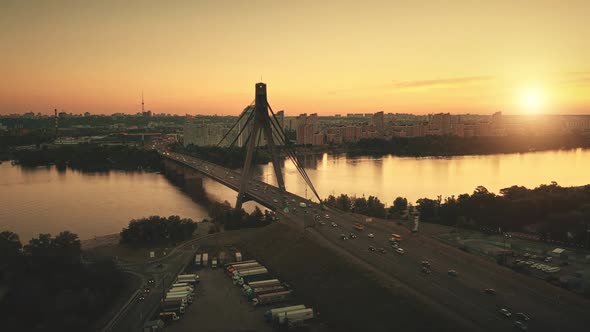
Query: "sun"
521 88 544 114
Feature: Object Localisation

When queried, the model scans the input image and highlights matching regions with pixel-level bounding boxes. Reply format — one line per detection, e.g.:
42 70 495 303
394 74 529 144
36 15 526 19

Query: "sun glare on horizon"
521 87 544 114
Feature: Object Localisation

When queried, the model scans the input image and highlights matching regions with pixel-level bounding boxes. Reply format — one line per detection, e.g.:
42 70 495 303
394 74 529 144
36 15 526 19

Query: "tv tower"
141 91 145 113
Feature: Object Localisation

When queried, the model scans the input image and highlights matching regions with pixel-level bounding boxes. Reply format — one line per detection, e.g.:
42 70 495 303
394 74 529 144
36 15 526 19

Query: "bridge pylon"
235 83 286 210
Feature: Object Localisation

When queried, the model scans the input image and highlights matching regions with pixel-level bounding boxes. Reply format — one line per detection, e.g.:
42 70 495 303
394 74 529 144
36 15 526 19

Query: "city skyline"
2 1 590 116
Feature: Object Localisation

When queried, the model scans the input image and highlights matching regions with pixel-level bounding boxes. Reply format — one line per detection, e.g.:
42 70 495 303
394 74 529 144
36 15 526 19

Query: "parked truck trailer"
247 279 280 288
276 308 314 325
235 252 242 262
194 254 202 269
252 290 292 306
264 304 306 322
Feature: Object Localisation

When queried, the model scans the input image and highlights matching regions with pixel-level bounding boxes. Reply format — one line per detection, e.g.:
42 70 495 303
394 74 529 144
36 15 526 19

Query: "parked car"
421 266 431 274
349 233 357 239
368 246 376 252
368 233 375 238
339 234 348 240
378 248 387 254
447 269 458 277
500 308 511 317
514 320 528 331
484 288 496 295
395 248 405 254
331 222 338 227
515 313 530 321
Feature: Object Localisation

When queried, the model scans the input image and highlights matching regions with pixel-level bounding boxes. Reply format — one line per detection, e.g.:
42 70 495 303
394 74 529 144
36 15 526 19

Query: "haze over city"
2 0 590 116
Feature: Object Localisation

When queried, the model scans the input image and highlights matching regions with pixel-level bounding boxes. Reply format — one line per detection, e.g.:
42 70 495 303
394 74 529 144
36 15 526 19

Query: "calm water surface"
1 148 589 241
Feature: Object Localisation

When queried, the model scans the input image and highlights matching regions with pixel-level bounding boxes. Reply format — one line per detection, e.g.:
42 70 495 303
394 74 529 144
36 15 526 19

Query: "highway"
161 151 590 331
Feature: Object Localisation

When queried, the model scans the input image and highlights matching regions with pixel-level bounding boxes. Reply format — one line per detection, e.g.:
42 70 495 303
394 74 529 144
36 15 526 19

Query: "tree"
392 197 408 213
0 231 22 258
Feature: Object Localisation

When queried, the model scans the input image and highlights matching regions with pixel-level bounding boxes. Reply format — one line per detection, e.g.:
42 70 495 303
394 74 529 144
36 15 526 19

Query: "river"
1 148 589 241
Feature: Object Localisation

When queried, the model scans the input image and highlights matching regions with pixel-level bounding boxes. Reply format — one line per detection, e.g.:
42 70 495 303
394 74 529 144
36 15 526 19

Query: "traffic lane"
315 223 509 331
327 214 590 331
361 220 590 331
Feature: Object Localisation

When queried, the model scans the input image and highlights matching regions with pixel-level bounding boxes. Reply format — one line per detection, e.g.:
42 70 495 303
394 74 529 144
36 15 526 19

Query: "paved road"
308 208 590 332
160 151 590 331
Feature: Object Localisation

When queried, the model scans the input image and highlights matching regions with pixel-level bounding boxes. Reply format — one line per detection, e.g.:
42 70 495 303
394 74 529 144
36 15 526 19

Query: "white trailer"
264 305 306 321
203 253 209 266
247 279 280 288
235 252 242 262
276 308 314 325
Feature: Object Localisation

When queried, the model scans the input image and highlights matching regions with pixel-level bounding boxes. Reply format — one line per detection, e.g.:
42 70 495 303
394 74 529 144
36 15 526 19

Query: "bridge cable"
267 103 322 202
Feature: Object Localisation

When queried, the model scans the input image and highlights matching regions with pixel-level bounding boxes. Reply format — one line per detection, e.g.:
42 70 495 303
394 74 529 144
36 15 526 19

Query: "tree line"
325 183 590 247
347 134 590 157
208 201 274 230
323 194 408 219
0 230 127 332
12 144 162 171
119 215 198 246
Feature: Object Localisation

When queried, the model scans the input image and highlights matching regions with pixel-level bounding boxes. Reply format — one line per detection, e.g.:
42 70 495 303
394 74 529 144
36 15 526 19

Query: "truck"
246 279 281 288
227 263 262 276
233 267 268 279
177 274 200 284
161 305 185 315
161 298 186 307
276 308 314 325
245 285 288 300
225 259 256 269
159 312 179 322
211 257 218 269
169 286 194 294
219 252 227 265
194 254 202 269
252 290 292 306
264 304 306 322
235 252 242 262
171 282 193 289
165 292 192 303
202 253 209 267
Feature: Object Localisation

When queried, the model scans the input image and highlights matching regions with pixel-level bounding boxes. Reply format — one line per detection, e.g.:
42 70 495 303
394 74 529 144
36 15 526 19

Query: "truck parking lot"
166 268 273 332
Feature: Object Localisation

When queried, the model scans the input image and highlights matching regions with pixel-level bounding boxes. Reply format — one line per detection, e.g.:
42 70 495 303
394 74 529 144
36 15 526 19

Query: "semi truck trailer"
252 290 292 306
264 305 306 322
276 308 314 325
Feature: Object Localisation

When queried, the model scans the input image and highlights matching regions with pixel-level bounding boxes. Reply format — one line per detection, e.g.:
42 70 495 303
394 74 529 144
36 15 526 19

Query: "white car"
395 248 405 254
500 308 512 317
368 233 374 238
331 222 338 227
273 199 278 203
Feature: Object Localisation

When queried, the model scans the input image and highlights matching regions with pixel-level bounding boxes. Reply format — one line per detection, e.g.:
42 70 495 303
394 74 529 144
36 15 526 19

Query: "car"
421 260 430 267
544 257 552 262
484 288 496 295
349 233 357 239
421 266 431 274
324 214 330 219
447 269 458 277
368 233 375 238
339 234 348 240
138 295 146 301
331 222 338 227
378 248 387 254
395 248 405 254
144 287 151 294
273 199 278 203
500 308 511 317
368 246 376 252
390 242 399 248
148 278 155 285
318 221 326 225
515 313 530 321
514 321 528 331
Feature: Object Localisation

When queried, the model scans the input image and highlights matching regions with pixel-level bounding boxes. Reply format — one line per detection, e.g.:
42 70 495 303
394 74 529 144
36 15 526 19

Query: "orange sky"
1 0 589 116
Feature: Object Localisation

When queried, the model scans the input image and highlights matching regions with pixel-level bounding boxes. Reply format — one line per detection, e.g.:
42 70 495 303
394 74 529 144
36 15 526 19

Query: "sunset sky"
1 0 589 116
